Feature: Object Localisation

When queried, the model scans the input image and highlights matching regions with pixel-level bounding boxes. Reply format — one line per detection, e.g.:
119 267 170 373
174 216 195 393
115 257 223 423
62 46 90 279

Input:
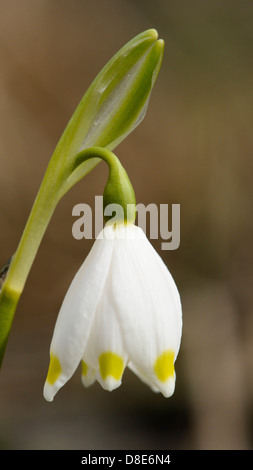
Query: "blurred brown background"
0 0 252 450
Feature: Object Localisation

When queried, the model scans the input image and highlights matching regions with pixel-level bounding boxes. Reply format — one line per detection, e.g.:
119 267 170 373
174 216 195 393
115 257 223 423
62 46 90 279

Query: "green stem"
0 168 62 366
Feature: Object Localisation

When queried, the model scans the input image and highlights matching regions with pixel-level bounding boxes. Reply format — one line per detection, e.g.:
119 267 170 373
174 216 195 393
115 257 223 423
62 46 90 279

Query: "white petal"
111 224 182 397
128 361 160 393
129 360 176 398
83 265 127 391
81 361 96 388
43 226 115 402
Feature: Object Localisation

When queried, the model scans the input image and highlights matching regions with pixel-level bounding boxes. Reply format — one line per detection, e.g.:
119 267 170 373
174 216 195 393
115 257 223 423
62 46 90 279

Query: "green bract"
57 29 163 180
0 29 164 367
58 28 164 193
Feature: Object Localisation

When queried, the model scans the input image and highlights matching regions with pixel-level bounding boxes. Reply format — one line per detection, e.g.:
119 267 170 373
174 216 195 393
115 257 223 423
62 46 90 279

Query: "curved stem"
63 147 136 222
63 147 128 192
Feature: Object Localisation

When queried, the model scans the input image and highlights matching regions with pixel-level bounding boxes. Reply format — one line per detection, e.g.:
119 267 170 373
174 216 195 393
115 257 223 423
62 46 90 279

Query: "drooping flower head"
43 149 182 402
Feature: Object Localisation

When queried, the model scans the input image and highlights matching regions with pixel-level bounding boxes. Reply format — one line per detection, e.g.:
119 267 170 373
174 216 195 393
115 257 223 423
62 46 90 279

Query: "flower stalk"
0 29 164 368
70 147 136 223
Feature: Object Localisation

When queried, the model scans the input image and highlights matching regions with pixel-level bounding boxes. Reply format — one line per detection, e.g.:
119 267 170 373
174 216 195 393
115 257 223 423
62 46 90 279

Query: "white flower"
43 224 182 402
